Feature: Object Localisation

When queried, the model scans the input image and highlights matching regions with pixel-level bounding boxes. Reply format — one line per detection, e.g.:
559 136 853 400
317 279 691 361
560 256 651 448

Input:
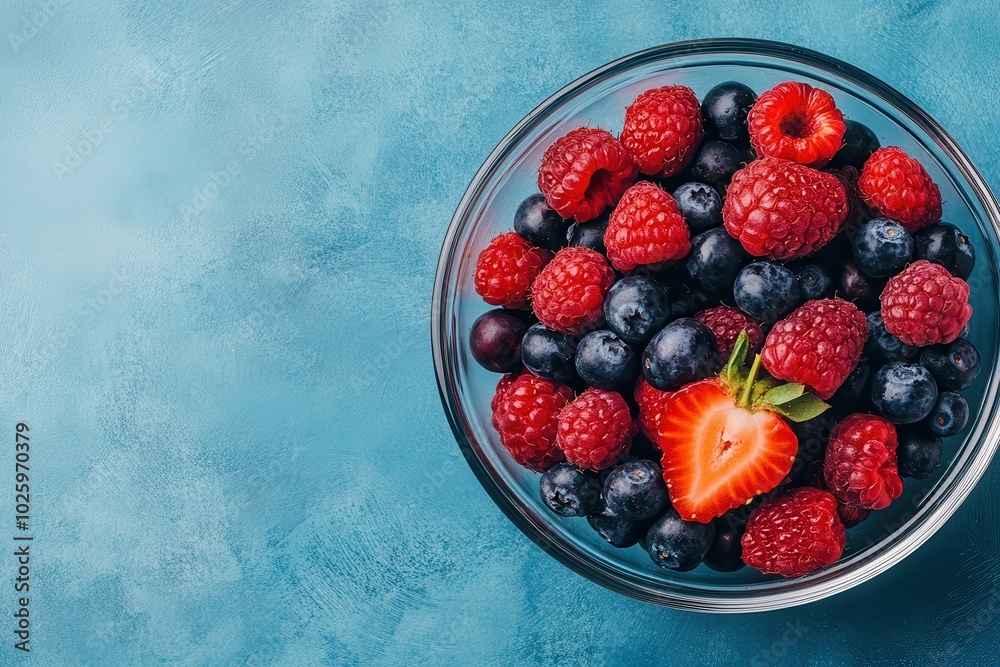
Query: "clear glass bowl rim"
431 38 1000 612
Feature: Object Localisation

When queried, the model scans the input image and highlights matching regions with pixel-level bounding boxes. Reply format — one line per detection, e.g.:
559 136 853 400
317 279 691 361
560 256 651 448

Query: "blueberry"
520 323 578 383
828 120 880 170
837 261 884 312
603 276 671 345
685 228 749 295
539 463 601 517
603 459 669 520
690 140 743 185
853 218 914 277
701 82 757 143
896 427 942 479
829 355 873 413
733 262 802 324
914 223 976 279
575 330 638 391
513 193 570 251
919 338 981 391
926 391 969 437
567 215 609 254
796 264 832 300
642 318 720 391
703 520 745 572
865 312 918 362
672 182 723 233
659 276 714 319
645 507 715 571
871 362 938 424
469 309 527 372
587 501 647 548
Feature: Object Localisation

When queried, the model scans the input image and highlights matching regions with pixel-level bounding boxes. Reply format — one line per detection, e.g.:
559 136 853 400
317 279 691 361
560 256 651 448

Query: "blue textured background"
1 1 999 665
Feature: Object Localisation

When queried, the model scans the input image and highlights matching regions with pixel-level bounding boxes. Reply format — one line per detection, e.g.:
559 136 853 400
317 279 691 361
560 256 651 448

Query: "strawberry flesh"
657 379 798 523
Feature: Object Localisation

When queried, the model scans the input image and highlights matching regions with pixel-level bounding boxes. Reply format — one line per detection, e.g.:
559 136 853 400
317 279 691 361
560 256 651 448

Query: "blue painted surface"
0 1 999 665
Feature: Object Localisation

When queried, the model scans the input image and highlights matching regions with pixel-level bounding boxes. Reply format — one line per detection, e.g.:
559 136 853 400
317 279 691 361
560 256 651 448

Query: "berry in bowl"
432 39 1000 611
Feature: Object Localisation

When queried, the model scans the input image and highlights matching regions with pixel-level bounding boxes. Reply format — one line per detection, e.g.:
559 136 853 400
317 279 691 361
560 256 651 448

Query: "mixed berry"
469 78 981 578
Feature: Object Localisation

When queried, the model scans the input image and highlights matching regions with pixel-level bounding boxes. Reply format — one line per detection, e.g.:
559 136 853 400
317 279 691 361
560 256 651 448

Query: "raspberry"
473 232 552 309
859 147 942 234
557 388 636 470
880 260 972 346
619 85 703 177
538 127 637 222
761 299 868 400
741 487 846 577
604 181 691 271
748 81 846 167
723 157 848 260
490 372 521 425
531 246 616 334
837 502 871 529
492 373 574 471
693 306 763 357
823 414 903 510
634 377 672 442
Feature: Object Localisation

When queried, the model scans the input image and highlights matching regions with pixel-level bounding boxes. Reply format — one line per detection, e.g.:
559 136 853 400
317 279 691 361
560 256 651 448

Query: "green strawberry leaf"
750 377 779 403
767 393 831 423
722 331 750 388
761 382 806 406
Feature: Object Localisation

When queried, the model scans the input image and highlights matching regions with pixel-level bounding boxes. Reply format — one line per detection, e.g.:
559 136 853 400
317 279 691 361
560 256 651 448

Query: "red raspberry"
823 414 903 510
723 157 848 260
748 81 846 167
531 246 616 334
880 260 972 346
473 232 552 309
761 299 868 400
693 306 763 357
634 377 672 442
619 85 703 177
604 181 691 271
538 127 637 222
490 372 521 424
557 388 636 470
837 502 870 529
741 487 846 577
492 373 574 471
859 147 942 233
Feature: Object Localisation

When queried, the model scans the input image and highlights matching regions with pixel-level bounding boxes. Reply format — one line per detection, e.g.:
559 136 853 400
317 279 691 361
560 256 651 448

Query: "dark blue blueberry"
795 264 832 300
672 182 723 233
919 338 981 391
865 312 918 361
914 223 976 279
587 501 647 548
685 227 749 295
603 276 671 345
520 323 578 383
513 193 570 251
926 391 969 437
690 140 743 185
837 260 884 312
645 507 715 571
660 276 714 319
574 330 638 391
896 427 942 479
703 520 745 572
782 413 837 488
733 261 802 324
829 355 873 413
828 120 880 170
567 215 609 254
603 460 669 520
871 362 938 424
642 318 720 391
539 463 601 517
469 309 527 373
853 218 914 277
701 82 757 143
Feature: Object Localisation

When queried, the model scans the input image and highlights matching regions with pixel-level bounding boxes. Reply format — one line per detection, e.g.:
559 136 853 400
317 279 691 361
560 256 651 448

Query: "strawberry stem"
739 354 762 408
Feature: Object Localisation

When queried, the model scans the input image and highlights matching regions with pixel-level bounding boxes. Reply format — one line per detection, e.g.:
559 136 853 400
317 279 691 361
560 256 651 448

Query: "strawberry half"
657 332 830 523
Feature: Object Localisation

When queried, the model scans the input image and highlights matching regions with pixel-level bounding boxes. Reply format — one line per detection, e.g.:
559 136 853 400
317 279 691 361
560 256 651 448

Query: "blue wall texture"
0 1 999 665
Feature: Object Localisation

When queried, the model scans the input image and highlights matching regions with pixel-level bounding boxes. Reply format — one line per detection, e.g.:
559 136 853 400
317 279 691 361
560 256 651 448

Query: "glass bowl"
431 38 1000 612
